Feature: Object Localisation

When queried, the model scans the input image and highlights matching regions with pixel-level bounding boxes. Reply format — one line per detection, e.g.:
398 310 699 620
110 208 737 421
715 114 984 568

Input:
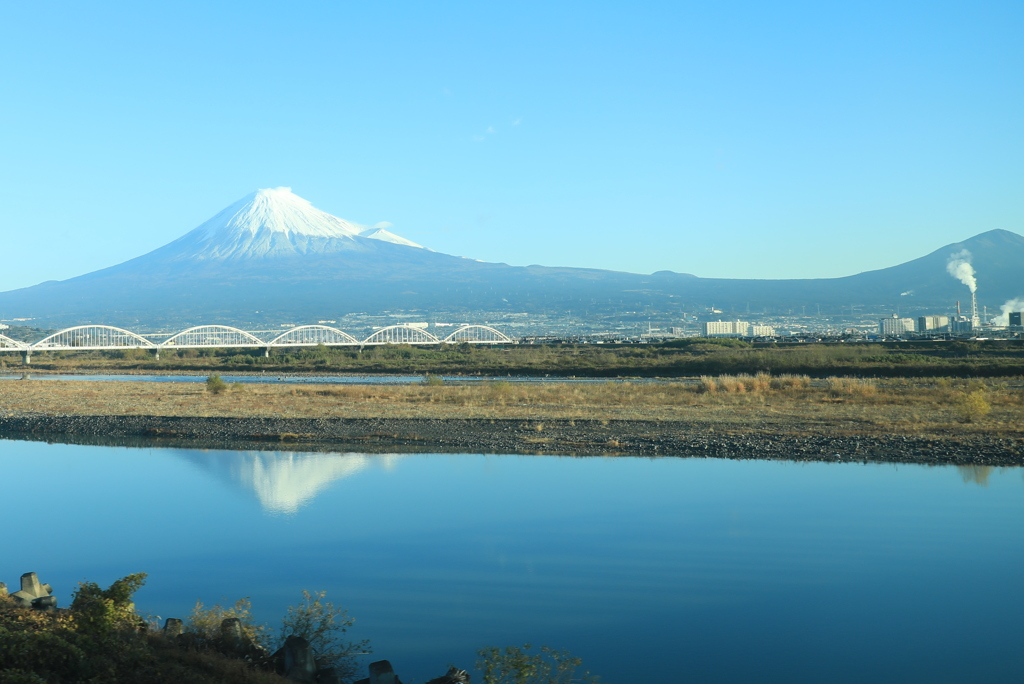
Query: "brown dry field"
2 376 1022 439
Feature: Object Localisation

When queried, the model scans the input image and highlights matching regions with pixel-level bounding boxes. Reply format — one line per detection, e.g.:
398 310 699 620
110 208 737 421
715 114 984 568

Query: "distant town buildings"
702 320 776 337
917 315 949 332
879 315 915 336
949 318 974 334
703 320 746 336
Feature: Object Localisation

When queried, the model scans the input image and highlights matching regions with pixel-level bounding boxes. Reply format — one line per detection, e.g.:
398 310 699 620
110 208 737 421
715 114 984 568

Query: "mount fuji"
1 187 1022 327
0 187 658 327
148 187 423 262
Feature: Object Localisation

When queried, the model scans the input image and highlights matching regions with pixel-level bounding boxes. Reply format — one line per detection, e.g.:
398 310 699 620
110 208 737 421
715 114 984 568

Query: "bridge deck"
2 323 515 354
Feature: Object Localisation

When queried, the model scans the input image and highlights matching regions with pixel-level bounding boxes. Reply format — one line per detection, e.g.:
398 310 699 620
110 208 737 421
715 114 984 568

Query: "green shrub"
476 644 601 684
0 668 49 684
70 572 148 636
185 597 271 650
278 590 370 682
206 374 228 395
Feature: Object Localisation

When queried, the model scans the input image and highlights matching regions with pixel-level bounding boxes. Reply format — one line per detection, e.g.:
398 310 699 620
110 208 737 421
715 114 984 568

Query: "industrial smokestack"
957 300 961 317
972 292 980 328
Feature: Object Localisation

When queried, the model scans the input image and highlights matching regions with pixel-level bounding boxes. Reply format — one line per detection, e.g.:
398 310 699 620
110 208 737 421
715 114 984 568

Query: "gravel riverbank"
2 413 1022 466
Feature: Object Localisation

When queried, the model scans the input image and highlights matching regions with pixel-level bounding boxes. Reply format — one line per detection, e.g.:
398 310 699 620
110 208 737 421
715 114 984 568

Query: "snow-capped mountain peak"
199 186 363 241
155 187 424 261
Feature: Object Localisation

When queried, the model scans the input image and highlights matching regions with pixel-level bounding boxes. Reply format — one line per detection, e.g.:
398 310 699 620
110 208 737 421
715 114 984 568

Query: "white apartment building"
703 320 777 337
703 320 749 337
879 315 915 336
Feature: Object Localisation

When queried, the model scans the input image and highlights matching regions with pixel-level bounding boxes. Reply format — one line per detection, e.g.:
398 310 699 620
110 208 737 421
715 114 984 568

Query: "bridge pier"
22 350 31 365
263 347 270 358
153 348 160 361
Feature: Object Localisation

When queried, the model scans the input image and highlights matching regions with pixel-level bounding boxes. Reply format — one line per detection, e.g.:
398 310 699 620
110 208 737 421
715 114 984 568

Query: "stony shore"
2 412 1022 466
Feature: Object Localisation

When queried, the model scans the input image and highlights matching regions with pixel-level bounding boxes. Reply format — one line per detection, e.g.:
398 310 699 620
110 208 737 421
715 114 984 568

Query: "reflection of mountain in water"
173 450 400 514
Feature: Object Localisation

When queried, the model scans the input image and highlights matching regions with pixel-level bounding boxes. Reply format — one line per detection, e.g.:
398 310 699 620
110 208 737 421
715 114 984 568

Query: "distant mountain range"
1 187 1022 327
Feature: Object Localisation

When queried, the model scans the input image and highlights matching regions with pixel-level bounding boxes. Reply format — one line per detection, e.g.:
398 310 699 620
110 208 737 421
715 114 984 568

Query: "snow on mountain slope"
152 187 423 261
359 227 424 249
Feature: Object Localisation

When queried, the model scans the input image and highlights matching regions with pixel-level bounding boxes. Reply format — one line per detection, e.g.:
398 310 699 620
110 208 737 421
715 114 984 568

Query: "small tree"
957 389 991 423
70 573 147 636
206 374 228 395
185 597 272 650
279 590 370 680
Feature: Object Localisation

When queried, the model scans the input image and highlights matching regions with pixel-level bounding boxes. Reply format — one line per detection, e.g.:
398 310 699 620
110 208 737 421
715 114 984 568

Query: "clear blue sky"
1 0 1021 292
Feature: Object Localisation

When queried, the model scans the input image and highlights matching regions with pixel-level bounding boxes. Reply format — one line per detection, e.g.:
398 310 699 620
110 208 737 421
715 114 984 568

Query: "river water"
1 439 1021 683
0 373 651 385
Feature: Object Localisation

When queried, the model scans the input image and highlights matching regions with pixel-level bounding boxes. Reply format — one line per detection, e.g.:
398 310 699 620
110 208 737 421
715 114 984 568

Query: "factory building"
1010 312 1022 328
917 315 949 332
879 315 915 336
949 317 974 334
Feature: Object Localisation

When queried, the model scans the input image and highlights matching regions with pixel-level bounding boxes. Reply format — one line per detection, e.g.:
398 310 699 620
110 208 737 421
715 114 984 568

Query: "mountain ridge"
1 188 1021 327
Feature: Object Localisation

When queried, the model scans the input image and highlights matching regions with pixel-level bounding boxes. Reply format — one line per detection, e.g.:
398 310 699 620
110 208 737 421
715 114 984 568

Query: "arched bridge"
1 323 515 362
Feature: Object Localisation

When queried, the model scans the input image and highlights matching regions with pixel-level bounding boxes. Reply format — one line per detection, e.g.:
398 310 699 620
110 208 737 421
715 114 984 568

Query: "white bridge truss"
0 334 27 349
2 323 514 357
32 325 157 351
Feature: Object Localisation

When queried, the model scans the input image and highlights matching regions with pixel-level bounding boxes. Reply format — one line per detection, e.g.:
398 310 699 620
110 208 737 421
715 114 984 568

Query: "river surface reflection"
1 440 1022 683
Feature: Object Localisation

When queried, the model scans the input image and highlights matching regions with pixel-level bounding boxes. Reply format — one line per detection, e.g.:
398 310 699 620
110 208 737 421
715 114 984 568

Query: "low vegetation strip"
1 376 1022 464
3 338 1024 377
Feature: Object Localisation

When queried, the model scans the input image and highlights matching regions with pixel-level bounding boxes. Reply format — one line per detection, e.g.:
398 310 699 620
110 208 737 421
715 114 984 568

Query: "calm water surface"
1 440 1021 683
0 373 653 384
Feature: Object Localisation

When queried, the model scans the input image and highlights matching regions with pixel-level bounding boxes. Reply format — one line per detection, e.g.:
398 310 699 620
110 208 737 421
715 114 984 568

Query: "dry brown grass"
826 377 878 398
1 376 1023 438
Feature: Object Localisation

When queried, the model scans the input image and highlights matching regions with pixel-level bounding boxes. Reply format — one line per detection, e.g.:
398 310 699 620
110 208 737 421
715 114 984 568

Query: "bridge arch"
0 334 26 349
160 325 265 348
268 325 360 347
441 325 513 344
361 325 441 345
32 325 156 350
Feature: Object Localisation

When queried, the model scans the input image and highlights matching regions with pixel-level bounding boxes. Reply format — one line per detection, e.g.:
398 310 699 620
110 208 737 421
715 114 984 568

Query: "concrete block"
32 596 57 612
283 635 316 683
221 618 246 652
163 618 183 639
20 572 43 598
11 591 35 608
369 660 399 684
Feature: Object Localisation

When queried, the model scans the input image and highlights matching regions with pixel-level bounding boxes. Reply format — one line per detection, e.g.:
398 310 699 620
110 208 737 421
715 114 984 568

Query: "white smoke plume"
946 249 977 293
992 298 1024 326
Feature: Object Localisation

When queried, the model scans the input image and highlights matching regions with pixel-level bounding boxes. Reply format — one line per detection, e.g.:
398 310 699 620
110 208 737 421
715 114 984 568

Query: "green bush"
476 644 601 684
185 597 271 650
279 590 370 681
206 374 228 394
70 572 148 636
